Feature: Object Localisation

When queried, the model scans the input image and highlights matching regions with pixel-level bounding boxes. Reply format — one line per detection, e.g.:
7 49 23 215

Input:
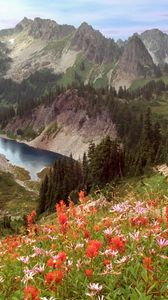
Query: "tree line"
38 137 124 213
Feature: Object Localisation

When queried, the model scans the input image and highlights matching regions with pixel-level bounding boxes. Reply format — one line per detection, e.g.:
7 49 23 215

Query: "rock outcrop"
70 22 121 64
114 35 156 88
140 29 168 65
5 90 116 159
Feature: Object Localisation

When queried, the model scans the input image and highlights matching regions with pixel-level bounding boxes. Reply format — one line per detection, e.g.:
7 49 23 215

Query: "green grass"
0 171 38 219
12 166 31 181
114 172 168 201
130 75 168 90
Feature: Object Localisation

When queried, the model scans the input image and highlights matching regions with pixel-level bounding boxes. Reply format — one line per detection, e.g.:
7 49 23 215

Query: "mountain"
70 22 121 64
0 17 164 89
140 29 168 65
4 89 116 159
114 35 156 89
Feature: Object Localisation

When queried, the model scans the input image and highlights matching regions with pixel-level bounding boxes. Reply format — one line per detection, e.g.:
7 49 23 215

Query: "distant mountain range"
0 17 168 88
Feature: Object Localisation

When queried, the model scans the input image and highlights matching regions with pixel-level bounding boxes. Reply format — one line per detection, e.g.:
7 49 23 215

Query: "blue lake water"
0 137 63 180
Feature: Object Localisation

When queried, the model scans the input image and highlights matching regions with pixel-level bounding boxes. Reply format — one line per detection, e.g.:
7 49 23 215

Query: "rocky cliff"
114 35 156 88
140 29 168 65
5 89 116 159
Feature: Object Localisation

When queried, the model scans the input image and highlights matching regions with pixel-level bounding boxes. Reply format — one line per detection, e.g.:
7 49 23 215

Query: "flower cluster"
0 192 167 299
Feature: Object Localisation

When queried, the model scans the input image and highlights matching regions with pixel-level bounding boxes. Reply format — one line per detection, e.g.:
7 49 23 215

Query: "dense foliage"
39 137 124 213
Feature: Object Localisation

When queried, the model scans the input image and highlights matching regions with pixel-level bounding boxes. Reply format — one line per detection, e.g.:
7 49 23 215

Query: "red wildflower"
24 285 39 300
110 236 126 253
86 244 99 258
47 258 56 268
143 257 153 271
84 229 90 239
56 200 67 214
130 216 148 227
79 190 87 203
86 240 102 258
147 200 158 207
58 213 68 225
89 240 102 251
57 251 67 261
103 259 110 266
45 270 64 286
27 210 37 227
84 269 93 277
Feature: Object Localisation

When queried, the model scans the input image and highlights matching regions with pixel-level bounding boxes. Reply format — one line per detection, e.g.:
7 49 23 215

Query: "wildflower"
17 256 29 264
143 257 153 271
27 210 36 227
156 237 168 248
47 258 56 268
75 243 84 250
24 285 39 300
86 240 102 258
103 259 110 266
79 190 87 203
84 229 90 239
104 227 113 236
86 244 99 258
110 236 126 253
87 283 103 296
57 251 67 261
129 231 140 242
130 216 148 227
84 269 93 277
58 213 67 225
45 270 64 286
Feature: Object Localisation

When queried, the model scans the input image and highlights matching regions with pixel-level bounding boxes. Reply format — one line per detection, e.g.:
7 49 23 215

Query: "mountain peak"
79 22 92 30
114 33 156 88
15 17 32 30
140 28 168 64
28 17 75 40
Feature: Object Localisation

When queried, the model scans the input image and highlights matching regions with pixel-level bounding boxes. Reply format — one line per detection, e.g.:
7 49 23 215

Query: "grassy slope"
130 75 168 90
0 171 168 299
0 171 38 219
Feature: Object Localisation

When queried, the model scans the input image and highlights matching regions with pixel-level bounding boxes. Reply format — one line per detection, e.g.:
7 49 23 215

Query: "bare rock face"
114 35 156 88
140 29 168 65
15 17 33 32
119 35 155 77
71 22 121 64
28 18 75 40
5 89 116 159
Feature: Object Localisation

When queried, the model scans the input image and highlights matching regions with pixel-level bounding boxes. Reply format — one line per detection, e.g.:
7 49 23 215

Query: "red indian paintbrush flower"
84 269 93 277
143 257 153 271
86 240 102 258
110 236 126 253
45 270 64 286
24 285 39 300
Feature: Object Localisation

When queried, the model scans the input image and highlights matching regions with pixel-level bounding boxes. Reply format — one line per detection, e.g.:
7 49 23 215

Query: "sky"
0 0 167 40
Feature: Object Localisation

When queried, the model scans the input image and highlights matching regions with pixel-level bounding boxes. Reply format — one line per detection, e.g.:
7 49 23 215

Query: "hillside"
4 89 116 158
0 182 167 299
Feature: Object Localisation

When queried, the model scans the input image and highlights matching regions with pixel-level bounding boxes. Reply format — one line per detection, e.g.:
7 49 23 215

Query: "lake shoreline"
0 136 60 180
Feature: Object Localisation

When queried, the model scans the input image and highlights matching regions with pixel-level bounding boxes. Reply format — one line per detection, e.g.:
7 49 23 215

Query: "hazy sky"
0 0 167 39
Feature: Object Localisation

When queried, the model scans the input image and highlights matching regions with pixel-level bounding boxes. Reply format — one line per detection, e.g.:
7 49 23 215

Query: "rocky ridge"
0 17 166 88
114 35 156 89
5 89 116 159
